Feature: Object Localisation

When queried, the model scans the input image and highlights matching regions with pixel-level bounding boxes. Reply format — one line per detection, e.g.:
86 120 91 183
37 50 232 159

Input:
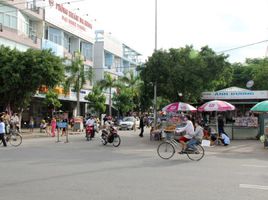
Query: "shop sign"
202 90 268 100
44 0 94 42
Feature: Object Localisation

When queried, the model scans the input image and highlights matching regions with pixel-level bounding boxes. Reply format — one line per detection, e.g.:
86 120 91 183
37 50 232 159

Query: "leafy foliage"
112 87 135 115
44 89 62 111
85 85 106 115
139 46 232 110
64 51 93 116
98 73 118 115
0 45 64 112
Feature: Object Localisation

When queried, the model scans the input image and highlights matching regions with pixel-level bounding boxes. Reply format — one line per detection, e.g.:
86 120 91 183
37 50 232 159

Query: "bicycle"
157 138 205 161
0 128 22 147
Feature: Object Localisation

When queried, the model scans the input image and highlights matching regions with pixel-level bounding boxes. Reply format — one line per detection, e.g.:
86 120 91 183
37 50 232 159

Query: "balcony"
6 0 44 21
0 24 41 49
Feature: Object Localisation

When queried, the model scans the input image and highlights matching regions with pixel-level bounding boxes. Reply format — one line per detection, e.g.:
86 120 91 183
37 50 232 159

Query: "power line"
217 39 268 54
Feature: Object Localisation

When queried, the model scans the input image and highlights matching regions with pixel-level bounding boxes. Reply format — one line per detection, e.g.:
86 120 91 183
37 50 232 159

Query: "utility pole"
153 0 158 129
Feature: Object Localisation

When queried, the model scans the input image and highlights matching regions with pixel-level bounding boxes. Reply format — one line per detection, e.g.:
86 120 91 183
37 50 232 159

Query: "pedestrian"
51 117 56 137
0 118 7 147
139 114 144 137
29 116 34 133
61 118 68 136
218 115 224 135
133 116 137 132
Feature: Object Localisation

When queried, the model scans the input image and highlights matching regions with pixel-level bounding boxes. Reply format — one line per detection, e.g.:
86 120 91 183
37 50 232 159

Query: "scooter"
101 124 121 147
86 125 94 141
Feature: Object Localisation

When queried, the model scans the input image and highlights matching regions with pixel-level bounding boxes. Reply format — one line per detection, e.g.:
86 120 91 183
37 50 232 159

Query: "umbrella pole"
215 111 218 135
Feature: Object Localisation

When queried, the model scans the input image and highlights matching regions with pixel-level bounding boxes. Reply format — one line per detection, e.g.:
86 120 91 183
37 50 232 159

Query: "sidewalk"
19 128 84 139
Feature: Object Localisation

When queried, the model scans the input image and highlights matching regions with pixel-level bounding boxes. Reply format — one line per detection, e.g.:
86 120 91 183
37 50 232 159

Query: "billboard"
44 0 94 43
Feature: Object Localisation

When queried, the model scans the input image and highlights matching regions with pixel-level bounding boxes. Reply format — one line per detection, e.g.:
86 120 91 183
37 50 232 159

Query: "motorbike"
85 125 94 141
101 123 121 147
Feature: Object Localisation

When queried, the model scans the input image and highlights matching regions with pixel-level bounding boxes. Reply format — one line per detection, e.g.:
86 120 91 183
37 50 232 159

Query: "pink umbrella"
198 100 235 134
162 102 197 112
198 100 235 112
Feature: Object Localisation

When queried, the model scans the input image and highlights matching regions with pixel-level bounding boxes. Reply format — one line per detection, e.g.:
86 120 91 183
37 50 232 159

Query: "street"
1 128 268 200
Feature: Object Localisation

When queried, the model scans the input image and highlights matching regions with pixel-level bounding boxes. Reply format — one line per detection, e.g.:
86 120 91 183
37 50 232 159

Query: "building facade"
94 30 141 109
0 0 142 124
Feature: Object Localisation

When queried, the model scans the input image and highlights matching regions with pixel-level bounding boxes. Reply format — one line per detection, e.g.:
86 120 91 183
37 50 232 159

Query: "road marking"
242 164 268 168
240 184 268 190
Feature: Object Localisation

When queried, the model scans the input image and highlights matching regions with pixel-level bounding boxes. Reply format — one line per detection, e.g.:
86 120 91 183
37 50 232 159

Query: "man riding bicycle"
175 115 195 154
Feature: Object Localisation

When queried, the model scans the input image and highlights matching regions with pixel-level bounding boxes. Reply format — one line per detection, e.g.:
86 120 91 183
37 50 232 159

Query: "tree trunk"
109 87 112 116
77 90 80 116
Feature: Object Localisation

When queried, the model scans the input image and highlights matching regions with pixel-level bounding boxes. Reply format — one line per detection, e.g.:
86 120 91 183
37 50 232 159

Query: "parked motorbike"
86 125 94 141
101 124 121 147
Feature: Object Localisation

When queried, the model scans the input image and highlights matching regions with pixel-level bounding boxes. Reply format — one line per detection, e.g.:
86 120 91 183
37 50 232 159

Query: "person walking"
0 118 7 147
29 116 34 133
133 116 137 132
139 114 144 137
51 117 56 137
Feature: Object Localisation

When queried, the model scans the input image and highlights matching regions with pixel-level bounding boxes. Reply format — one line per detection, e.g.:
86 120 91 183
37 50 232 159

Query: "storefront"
201 87 268 139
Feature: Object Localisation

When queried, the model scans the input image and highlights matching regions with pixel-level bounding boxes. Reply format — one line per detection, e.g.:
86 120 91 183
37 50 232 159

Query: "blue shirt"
0 122 5 134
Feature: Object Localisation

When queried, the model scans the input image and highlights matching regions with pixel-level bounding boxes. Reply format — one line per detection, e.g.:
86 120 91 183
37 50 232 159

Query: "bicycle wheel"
186 144 204 161
113 135 121 147
9 133 22 147
157 142 175 159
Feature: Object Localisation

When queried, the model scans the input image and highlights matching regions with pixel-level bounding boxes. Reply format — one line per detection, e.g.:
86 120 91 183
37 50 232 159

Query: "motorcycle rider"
86 115 95 138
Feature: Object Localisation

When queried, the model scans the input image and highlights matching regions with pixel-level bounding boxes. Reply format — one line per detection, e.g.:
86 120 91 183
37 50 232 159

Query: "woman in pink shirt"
51 117 57 137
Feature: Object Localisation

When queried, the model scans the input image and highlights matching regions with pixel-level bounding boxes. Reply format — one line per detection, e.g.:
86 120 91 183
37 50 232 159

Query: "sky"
71 0 268 63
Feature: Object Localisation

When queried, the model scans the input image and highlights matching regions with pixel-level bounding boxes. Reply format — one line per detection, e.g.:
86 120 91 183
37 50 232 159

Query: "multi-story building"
0 0 43 51
94 30 142 113
0 0 142 122
35 0 95 118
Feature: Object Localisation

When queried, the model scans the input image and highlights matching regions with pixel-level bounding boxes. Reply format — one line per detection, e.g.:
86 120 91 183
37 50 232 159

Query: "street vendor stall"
150 102 196 141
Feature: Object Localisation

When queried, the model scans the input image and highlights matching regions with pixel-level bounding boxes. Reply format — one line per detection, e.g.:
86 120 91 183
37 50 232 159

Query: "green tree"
119 71 142 111
98 73 118 116
44 89 62 117
139 45 232 110
84 85 106 116
112 86 134 115
0 46 64 113
64 51 93 116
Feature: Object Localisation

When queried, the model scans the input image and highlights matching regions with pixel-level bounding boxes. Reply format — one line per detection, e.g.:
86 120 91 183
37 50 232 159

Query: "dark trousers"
0 134 7 146
139 126 144 136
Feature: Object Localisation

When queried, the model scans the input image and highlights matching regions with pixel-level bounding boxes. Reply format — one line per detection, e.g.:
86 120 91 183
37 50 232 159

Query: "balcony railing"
26 2 40 14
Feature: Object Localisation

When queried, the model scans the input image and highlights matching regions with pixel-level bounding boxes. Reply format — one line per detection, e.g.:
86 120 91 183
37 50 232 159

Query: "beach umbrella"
198 100 235 112
250 100 268 112
198 100 235 133
162 102 197 112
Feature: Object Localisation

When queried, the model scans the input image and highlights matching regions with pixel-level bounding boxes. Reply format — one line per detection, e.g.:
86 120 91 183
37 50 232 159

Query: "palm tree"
64 51 92 116
98 73 118 116
119 71 142 110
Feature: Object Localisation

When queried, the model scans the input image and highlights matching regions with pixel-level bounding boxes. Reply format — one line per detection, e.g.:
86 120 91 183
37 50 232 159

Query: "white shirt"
86 118 95 126
221 134 230 144
0 122 5 134
177 120 195 139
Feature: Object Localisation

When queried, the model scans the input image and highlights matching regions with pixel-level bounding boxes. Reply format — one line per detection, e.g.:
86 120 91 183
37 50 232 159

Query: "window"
0 5 17 30
64 33 71 52
80 42 93 61
48 27 62 45
105 52 113 69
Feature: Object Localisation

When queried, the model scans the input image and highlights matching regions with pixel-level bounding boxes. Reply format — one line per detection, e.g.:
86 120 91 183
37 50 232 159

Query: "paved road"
1 128 268 200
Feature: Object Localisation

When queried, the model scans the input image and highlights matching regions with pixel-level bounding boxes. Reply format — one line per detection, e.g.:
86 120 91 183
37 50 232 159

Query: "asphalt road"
1 128 268 200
